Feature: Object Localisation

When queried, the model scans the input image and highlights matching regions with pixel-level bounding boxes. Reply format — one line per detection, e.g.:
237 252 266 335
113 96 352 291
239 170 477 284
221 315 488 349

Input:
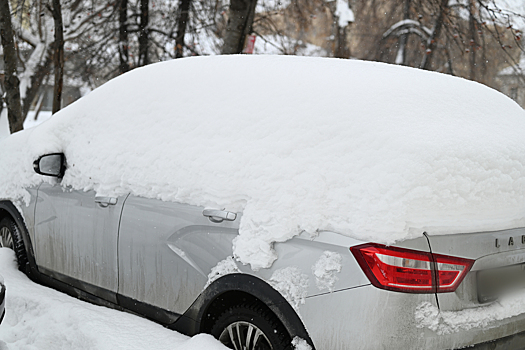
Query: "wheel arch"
172 273 315 349
0 200 38 277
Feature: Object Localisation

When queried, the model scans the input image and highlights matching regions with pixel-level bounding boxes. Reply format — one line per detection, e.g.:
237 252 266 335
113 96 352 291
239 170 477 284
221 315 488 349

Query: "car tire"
210 302 293 350
0 218 29 269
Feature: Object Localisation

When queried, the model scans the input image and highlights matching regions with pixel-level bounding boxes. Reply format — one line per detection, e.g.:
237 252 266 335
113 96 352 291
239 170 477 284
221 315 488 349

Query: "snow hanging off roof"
1 55 525 270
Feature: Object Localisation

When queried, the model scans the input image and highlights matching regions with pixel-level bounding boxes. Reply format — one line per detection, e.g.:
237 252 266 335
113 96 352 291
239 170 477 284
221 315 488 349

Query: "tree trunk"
51 0 64 114
175 0 191 58
119 0 130 73
420 0 448 71
397 0 410 65
222 0 257 54
468 0 477 81
328 1 351 59
138 0 149 66
0 0 23 133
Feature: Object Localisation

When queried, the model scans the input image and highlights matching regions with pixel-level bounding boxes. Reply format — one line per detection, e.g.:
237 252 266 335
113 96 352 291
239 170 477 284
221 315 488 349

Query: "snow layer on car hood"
1 55 525 269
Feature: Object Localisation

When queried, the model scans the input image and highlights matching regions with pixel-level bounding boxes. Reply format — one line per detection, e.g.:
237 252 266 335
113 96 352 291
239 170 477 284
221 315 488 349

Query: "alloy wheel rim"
218 321 273 350
0 227 14 249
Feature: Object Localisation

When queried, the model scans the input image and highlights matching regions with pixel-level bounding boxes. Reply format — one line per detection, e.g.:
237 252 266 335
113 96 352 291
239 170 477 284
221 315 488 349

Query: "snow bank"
0 248 227 350
1 55 525 270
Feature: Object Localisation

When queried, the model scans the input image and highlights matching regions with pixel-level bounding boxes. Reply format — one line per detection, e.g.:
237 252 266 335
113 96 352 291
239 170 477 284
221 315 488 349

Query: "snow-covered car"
1 56 525 349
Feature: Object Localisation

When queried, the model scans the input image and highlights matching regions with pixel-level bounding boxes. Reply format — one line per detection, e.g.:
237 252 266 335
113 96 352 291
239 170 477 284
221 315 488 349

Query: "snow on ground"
0 110 9 142
0 248 228 350
0 111 54 142
23 111 53 130
1 56 525 271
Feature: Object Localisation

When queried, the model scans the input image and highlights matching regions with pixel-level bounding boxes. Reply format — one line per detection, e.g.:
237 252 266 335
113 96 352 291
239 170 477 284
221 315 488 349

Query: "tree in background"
49 0 65 113
222 0 258 54
0 0 23 132
1 0 524 134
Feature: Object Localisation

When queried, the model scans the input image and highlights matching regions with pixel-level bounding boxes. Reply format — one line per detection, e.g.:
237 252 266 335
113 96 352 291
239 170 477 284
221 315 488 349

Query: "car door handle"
95 196 118 207
203 209 237 223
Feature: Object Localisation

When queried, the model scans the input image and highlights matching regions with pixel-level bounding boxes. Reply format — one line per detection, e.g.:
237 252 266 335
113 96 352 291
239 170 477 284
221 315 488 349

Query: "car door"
34 182 127 301
117 195 240 318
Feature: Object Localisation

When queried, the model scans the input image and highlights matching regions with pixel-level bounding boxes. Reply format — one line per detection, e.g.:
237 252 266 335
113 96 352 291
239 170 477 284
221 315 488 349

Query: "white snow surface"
312 251 342 292
0 109 9 141
205 256 241 288
269 267 309 311
292 336 312 350
1 55 525 270
334 0 354 27
0 248 228 350
415 290 525 335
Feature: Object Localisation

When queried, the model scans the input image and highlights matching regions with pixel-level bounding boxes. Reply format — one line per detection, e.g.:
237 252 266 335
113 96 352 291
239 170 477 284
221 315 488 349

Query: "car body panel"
34 183 125 293
301 285 439 350
428 228 525 310
6 178 525 350
118 195 240 314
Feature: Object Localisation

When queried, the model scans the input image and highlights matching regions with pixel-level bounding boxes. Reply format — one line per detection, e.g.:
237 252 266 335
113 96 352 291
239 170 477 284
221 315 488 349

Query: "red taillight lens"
350 243 474 293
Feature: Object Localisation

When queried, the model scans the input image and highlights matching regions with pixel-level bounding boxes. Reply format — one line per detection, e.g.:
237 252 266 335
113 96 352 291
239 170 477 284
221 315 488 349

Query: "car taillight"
350 243 474 293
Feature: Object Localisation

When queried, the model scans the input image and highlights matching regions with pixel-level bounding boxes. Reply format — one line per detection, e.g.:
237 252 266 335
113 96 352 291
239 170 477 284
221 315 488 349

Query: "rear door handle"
203 209 237 223
95 196 118 207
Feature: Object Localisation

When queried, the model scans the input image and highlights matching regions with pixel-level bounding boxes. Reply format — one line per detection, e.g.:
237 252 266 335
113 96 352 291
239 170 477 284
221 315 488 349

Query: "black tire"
210 303 293 350
0 217 29 269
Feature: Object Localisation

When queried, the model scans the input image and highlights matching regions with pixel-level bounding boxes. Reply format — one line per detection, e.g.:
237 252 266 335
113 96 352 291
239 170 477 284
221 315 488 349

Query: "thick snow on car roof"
1 55 525 269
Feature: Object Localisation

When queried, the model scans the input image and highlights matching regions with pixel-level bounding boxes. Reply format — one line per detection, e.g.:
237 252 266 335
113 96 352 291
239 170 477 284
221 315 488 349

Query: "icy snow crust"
1 55 525 269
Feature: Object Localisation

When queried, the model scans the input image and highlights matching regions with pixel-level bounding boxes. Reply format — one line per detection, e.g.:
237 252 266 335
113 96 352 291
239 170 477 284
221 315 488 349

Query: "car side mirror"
33 153 66 177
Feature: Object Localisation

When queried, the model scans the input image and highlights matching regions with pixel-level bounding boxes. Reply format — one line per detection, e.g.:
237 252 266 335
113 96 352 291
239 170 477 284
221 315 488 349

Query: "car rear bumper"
300 285 525 350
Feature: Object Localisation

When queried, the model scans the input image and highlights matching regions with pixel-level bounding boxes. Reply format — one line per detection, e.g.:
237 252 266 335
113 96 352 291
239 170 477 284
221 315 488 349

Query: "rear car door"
117 195 239 318
34 183 126 301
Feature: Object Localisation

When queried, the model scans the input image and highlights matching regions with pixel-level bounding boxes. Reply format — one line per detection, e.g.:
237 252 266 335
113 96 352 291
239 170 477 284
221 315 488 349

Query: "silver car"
1 57 525 349
0 153 523 349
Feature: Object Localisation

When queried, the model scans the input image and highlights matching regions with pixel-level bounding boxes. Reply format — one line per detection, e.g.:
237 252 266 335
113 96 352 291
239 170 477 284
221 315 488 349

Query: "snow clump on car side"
292 336 312 350
312 251 342 292
269 267 309 311
204 256 241 289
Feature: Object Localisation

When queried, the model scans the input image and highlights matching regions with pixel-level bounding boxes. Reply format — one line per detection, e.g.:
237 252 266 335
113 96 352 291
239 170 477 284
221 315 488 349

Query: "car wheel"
210 303 292 350
0 218 28 268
